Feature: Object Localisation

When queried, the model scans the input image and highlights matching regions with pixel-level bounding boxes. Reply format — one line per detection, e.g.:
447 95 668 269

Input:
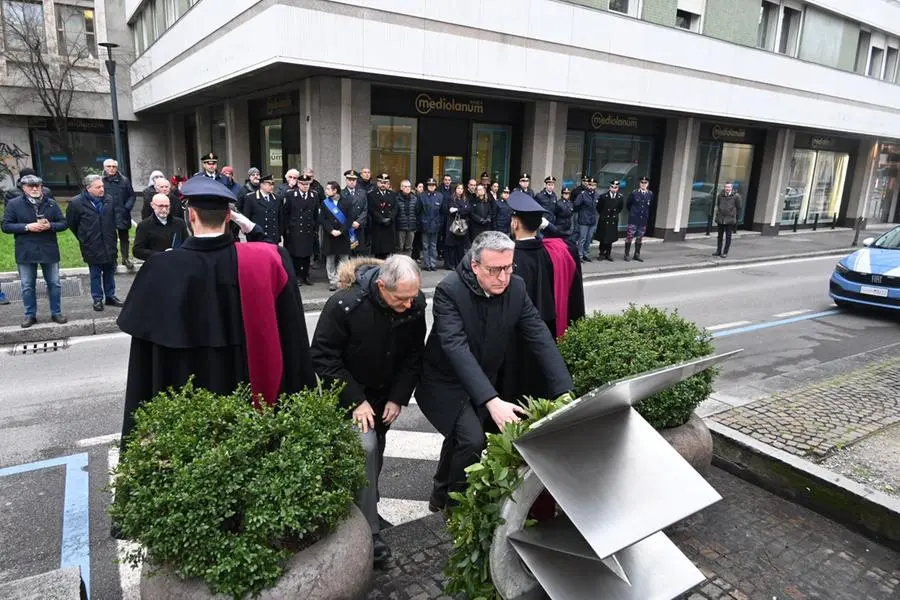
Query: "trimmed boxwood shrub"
558 304 716 429
108 379 366 600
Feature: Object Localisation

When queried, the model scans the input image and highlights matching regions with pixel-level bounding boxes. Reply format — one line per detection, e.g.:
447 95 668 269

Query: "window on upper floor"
55 5 97 59
868 46 884 77
2 0 44 52
855 30 871 74
676 9 701 32
609 0 629 15
757 1 778 51
886 47 899 82
777 6 801 56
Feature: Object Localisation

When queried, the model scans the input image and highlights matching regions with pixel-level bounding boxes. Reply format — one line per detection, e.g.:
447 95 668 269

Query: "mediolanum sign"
414 93 484 116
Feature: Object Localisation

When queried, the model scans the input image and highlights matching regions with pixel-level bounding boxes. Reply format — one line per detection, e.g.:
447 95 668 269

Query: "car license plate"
860 285 888 298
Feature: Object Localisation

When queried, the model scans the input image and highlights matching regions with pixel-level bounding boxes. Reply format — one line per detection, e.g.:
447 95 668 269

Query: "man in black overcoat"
367 173 397 259
310 255 426 566
416 231 573 512
282 173 318 285
596 179 624 261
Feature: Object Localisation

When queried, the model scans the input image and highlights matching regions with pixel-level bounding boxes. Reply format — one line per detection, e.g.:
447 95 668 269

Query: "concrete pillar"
299 76 346 182
844 137 879 228
655 117 700 240
167 112 187 178
195 106 211 163
348 79 372 174
521 101 568 180
225 99 250 176
127 116 168 191
752 128 794 235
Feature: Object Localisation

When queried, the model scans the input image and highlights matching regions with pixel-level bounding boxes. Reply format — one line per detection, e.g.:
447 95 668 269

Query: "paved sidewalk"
0 227 874 344
367 468 900 600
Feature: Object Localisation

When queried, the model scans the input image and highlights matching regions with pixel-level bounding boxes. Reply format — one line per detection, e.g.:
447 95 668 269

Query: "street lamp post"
98 42 125 176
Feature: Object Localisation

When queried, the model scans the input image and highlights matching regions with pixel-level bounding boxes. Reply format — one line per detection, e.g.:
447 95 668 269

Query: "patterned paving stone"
366 469 899 599
711 357 900 460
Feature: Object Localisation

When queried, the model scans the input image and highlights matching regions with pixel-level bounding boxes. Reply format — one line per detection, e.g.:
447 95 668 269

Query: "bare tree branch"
0 1 103 183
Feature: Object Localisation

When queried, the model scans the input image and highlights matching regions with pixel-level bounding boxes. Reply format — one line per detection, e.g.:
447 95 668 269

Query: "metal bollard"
793 214 799 232
813 213 819 231
831 213 837 229
705 212 713 236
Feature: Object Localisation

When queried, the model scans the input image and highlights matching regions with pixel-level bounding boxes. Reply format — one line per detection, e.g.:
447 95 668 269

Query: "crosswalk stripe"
705 320 752 331
377 498 434 527
384 430 443 461
773 309 812 318
108 447 142 600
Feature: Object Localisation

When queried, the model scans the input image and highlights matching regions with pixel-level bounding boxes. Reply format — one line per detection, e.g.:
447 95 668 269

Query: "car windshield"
872 227 900 250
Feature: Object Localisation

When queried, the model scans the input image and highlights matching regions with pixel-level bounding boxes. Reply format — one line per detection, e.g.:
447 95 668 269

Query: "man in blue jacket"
1 174 68 327
102 159 137 270
416 178 444 271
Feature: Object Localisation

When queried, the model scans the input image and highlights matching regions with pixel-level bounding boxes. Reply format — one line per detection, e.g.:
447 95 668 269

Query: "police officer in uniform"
596 179 624 261
367 173 397 259
194 152 228 186
342 169 369 255
625 176 653 262
241 174 282 244
282 173 318 284
517 172 535 197
535 175 559 233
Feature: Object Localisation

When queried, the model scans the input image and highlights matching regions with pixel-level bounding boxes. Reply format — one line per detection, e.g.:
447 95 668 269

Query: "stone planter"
659 412 714 475
140 505 373 600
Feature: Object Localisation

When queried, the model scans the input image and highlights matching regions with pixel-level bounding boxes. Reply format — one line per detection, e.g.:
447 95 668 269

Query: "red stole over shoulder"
234 243 288 408
542 237 577 338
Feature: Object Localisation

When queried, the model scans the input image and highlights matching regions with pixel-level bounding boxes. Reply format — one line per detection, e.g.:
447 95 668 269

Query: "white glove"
230 209 257 235
449 207 459 214
540 217 550 230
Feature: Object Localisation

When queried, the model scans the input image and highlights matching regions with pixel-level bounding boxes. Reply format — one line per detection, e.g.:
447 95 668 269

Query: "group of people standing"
113 170 587 572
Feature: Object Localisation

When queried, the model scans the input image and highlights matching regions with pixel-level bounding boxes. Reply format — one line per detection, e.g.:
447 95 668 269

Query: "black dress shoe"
51 314 68 324
20 317 37 329
105 297 125 307
373 534 392 566
93 300 104 312
428 493 446 513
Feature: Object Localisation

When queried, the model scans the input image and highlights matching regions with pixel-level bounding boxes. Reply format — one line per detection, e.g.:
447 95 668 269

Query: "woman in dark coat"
282 178 318 285
595 181 624 261
320 181 355 290
468 184 495 240
442 183 472 270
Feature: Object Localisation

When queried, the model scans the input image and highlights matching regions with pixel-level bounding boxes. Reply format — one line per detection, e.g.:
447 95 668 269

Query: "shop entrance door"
418 117 469 184
689 142 755 229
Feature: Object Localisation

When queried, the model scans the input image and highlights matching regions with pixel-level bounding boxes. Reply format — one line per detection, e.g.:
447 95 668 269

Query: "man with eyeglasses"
310 254 426 567
417 230 573 513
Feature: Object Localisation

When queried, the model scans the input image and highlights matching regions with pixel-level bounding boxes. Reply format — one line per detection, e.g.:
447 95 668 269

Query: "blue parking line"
710 309 841 338
0 453 91 598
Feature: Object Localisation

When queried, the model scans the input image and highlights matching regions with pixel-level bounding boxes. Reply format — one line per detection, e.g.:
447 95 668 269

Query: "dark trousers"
88 263 117 301
443 245 465 270
292 255 311 281
432 402 486 506
411 231 423 260
716 224 734 254
117 228 130 262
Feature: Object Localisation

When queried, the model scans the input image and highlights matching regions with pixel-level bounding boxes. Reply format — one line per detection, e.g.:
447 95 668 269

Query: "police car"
830 226 900 311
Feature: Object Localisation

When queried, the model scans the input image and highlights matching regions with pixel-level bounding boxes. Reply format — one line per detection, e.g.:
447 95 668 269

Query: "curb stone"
708 420 900 551
0 249 853 347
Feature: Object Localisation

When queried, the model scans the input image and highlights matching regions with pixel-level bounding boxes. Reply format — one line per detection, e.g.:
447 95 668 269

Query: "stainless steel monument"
489 349 742 600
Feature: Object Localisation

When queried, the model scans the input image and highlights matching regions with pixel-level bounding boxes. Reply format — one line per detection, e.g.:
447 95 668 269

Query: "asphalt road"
1 254 897 599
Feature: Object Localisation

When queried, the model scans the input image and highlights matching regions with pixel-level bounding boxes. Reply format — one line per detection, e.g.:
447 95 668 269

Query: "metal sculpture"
491 349 742 600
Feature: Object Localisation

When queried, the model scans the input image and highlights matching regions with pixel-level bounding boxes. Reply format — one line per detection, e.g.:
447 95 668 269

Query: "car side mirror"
862 237 874 247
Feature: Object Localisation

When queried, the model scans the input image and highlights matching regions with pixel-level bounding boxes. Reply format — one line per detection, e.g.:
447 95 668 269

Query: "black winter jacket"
66 192 119 265
310 258 427 411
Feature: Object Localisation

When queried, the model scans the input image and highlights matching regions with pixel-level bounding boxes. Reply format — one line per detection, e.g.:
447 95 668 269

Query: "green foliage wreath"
444 396 568 599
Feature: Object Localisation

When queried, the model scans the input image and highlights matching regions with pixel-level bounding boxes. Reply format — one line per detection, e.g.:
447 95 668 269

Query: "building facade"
0 0 143 192
122 0 900 236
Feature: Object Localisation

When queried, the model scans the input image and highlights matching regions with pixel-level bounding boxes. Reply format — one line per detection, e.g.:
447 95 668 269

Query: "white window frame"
886 39 900 82
774 1 803 57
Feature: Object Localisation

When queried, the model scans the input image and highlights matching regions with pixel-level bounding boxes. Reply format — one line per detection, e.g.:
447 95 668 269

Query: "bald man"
133 193 190 261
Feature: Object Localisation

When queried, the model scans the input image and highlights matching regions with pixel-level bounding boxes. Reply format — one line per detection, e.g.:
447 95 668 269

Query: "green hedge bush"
558 305 716 429
109 380 366 600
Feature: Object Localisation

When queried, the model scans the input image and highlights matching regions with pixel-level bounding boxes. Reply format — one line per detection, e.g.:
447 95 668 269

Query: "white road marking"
67 332 130 346
377 498 433 527
582 254 843 288
76 433 121 448
773 309 812 318
108 447 142 600
385 430 443 462
705 321 752 331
